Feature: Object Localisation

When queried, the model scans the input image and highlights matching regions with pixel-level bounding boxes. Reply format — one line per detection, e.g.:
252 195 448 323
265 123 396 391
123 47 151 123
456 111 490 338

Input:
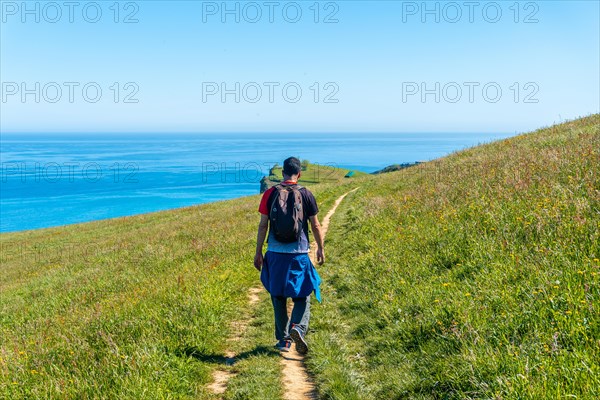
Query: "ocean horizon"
1 131 514 233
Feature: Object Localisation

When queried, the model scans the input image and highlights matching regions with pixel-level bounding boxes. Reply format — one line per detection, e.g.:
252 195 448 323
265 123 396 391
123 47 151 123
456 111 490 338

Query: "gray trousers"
271 295 310 341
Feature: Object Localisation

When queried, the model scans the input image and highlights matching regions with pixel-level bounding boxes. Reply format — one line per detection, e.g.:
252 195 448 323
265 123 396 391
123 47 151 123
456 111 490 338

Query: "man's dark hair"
283 157 302 177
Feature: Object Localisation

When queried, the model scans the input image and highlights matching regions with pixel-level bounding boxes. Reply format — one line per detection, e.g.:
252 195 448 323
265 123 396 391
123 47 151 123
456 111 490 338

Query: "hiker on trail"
254 157 324 354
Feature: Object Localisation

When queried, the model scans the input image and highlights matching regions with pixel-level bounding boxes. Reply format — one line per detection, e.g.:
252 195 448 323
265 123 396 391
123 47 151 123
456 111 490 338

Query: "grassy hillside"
307 115 599 399
1 115 598 399
0 177 356 398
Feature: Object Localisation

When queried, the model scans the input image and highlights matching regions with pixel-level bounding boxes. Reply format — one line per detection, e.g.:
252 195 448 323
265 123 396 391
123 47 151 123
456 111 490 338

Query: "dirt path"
310 187 359 262
281 188 359 400
209 188 358 399
208 287 262 395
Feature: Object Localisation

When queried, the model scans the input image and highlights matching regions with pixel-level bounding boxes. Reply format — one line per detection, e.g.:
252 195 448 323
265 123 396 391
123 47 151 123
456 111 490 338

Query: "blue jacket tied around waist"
260 251 322 302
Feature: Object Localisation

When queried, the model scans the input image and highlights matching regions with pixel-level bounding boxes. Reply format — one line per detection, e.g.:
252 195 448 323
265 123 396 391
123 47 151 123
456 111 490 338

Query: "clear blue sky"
1 0 599 133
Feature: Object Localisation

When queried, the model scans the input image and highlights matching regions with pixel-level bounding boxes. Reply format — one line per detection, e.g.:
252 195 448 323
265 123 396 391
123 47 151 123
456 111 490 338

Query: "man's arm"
254 214 269 271
309 215 325 265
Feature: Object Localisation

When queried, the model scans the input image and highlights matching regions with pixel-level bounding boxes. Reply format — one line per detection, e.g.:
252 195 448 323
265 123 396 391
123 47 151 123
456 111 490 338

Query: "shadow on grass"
174 345 278 366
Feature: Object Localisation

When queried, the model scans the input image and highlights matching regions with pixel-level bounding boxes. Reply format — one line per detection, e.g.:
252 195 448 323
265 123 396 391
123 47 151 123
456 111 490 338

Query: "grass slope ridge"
307 115 599 399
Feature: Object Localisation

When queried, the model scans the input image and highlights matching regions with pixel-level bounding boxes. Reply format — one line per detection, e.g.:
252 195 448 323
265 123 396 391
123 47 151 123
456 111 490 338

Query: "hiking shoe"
290 324 308 355
274 340 292 352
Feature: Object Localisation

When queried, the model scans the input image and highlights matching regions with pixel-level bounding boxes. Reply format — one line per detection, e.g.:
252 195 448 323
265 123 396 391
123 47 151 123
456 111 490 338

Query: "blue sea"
0 132 513 233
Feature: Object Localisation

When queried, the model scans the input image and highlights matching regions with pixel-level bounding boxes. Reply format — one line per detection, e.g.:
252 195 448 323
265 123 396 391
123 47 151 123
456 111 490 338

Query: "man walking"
254 157 324 354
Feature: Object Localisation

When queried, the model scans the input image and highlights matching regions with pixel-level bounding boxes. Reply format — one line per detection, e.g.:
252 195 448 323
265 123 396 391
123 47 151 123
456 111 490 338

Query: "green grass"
1 197 262 398
1 115 598 399
306 114 599 399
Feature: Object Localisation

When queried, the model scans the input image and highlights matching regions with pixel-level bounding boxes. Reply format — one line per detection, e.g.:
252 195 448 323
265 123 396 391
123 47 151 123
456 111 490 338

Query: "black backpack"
269 184 304 243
